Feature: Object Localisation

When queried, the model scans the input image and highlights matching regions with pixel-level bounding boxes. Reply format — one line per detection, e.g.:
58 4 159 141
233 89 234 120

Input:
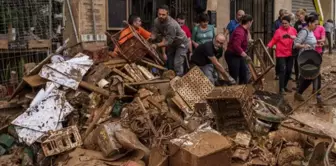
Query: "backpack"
293 29 309 55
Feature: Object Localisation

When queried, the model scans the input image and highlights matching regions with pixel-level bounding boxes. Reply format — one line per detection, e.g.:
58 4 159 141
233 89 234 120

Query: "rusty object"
82 46 110 63
277 146 304 166
169 130 232 166
41 126 82 157
135 97 159 137
206 85 253 135
83 93 117 140
171 67 214 111
106 25 163 64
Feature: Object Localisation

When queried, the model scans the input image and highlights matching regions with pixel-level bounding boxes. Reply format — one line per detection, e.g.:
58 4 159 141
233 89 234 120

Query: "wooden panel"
28 40 51 49
0 40 8 49
63 0 107 47
78 0 106 35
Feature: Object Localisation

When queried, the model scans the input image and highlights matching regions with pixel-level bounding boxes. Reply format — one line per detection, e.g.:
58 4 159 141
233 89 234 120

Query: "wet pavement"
263 52 336 121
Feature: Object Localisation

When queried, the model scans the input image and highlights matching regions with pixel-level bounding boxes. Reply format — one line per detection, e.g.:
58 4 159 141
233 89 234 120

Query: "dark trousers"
293 52 299 85
326 32 332 53
275 61 280 76
225 50 248 84
277 56 294 92
298 75 321 95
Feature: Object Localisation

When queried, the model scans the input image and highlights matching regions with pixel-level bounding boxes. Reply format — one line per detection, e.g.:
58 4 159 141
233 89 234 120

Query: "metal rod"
289 80 334 115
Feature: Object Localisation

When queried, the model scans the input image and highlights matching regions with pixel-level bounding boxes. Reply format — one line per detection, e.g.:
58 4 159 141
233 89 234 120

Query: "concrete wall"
274 0 292 20
206 0 230 33
320 0 333 20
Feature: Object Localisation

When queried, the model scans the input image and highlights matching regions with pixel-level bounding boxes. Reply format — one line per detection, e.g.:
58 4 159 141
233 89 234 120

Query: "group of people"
269 8 334 104
112 4 334 104
149 6 254 85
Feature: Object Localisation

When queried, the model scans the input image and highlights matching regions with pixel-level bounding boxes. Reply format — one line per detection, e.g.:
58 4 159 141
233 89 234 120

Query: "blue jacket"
226 19 240 36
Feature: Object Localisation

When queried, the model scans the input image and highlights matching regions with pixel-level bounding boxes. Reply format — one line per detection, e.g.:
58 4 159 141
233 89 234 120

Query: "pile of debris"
1 31 336 166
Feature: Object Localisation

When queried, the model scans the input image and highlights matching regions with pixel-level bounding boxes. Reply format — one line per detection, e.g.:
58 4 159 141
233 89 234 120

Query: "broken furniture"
247 39 275 90
206 85 253 135
108 24 163 65
41 126 82 157
170 67 215 115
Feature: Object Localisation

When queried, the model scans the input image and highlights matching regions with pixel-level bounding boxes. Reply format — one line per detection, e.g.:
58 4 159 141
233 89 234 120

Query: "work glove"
244 55 252 64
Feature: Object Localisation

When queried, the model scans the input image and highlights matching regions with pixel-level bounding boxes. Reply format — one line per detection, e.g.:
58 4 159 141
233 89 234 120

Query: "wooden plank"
103 58 128 65
125 79 170 86
0 39 8 49
112 68 135 82
23 75 48 87
137 65 155 80
140 59 167 71
79 81 110 97
130 63 146 81
124 64 144 82
28 40 51 49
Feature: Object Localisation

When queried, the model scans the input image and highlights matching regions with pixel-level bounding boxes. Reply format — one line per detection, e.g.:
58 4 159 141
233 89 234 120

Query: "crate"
41 126 82 157
171 67 214 112
206 85 254 135
110 25 162 64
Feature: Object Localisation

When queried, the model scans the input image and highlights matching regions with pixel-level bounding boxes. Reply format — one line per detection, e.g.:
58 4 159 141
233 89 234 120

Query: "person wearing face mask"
225 14 253 85
267 16 297 95
293 15 321 103
192 13 216 48
110 14 151 57
151 5 189 76
191 34 235 85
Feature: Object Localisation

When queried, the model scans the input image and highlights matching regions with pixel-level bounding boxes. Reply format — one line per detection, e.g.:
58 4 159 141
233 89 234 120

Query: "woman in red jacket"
267 16 297 94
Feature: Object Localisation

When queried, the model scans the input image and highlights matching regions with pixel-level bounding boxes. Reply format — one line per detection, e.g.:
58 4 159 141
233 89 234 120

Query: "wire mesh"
0 0 62 98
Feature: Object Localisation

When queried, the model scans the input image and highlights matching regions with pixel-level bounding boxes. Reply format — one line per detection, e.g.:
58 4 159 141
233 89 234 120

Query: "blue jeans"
199 64 218 84
167 43 188 76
